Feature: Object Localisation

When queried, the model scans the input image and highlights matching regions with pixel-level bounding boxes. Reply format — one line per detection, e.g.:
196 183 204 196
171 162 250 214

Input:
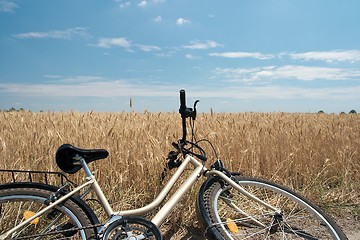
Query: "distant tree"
318 110 325 114
4 107 26 112
349 109 357 114
340 112 346 115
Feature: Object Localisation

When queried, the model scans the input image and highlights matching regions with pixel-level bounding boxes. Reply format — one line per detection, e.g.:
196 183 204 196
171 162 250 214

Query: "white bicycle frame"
0 154 280 240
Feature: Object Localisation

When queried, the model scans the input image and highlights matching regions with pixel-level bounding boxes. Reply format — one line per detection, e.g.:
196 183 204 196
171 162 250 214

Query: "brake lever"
192 100 199 120
171 142 180 151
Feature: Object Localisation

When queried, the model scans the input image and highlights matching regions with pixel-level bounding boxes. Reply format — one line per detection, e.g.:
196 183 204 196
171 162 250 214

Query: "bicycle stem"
181 116 187 143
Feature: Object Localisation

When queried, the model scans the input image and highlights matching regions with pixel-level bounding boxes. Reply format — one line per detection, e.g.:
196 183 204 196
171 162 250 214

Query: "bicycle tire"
0 183 97 239
197 175 347 240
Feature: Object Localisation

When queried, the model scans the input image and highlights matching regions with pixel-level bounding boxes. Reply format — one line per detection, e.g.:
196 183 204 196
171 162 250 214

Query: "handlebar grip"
179 89 186 112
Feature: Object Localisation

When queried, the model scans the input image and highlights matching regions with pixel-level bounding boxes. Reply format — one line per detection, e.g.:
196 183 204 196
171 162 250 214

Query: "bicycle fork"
207 170 281 215
205 169 282 234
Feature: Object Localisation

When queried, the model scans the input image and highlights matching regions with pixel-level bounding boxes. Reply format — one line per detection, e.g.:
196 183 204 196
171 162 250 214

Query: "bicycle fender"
196 173 241 240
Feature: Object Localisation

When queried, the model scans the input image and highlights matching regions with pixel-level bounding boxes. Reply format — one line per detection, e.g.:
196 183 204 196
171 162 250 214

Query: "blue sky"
1 0 360 113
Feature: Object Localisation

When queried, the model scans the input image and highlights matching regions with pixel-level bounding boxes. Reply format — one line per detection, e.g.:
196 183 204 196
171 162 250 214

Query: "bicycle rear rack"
0 169 77 187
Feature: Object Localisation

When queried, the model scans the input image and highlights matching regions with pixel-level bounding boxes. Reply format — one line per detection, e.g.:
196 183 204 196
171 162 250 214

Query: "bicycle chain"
12 223 103 240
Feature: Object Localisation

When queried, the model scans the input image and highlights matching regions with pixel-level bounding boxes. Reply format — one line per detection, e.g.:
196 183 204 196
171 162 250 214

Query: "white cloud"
0 78 178 98
176 17 190 25
43 75 106 83
193 85 360 101
184 40 222 50
1 77 359 103
119 1 131 8
0 0 17 12
90 38 160 52
14 27 89 40
185 54 201 60
154 15 162 22
89 37 161 52
91 37 131 48
43 75 64 79
137 0 165 8
136 44 161 52
138 0 147 8
209 50 360 62
214 65 360 82
273 65 360 80
209 51 274 60
289 50 360 63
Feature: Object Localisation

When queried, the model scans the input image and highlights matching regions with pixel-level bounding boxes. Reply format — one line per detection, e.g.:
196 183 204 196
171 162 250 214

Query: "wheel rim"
0 195 87 239
212 180 340 240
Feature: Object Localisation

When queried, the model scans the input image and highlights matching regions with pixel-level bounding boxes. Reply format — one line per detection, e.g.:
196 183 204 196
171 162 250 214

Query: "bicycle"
0 89 347 239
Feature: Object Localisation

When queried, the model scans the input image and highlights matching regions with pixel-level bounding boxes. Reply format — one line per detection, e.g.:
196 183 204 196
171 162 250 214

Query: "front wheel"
197 175 347 240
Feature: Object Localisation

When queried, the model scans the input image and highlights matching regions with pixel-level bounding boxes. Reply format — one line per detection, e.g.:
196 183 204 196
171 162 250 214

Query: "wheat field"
0 111 359 235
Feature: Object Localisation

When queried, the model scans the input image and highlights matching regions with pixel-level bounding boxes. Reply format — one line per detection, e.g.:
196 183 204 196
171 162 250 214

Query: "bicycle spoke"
199 176 346 239
0 186 95 239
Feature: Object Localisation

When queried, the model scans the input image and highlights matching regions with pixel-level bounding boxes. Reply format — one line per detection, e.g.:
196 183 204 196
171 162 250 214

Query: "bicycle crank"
101 216 162 240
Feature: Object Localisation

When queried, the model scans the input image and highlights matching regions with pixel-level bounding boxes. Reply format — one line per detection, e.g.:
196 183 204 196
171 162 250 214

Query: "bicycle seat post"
74 155 114 217
74 155 93 178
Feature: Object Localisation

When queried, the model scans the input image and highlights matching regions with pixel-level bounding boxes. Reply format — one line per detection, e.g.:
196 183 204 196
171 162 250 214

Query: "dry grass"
0 111 359 233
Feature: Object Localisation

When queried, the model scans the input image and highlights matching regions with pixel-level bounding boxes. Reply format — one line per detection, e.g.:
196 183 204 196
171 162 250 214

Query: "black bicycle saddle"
56 144 109 174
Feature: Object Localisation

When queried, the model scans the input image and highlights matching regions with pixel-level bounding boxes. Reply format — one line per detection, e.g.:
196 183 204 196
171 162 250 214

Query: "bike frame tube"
151 155 204 226
80 156 114 217
206 169 281 214
113 156 281 227
90 175 114 217
114 155 204 223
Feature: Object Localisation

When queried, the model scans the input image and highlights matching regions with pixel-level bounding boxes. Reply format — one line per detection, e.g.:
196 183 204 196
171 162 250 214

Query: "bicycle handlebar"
179 89 186 113
179 90 188 142
175 90 207 161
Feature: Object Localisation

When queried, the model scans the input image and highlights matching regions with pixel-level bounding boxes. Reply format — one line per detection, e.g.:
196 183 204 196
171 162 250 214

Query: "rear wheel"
0 184 96 239
197 176 347 239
